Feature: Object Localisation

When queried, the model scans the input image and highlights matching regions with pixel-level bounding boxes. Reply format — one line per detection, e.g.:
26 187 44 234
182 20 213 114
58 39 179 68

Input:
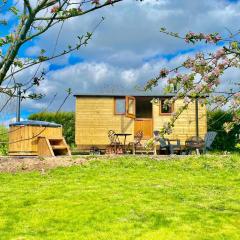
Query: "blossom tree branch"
0 0 126 100
146 28 240 135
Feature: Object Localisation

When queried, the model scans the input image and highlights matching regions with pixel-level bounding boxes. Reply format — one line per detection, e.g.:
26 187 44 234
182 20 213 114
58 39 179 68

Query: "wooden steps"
51 145 68 150
38 137 71 157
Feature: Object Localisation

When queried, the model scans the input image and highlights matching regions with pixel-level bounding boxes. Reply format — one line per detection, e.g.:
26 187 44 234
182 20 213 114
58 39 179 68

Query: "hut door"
134 119 153 139
134 97 153 139
125 96 136 119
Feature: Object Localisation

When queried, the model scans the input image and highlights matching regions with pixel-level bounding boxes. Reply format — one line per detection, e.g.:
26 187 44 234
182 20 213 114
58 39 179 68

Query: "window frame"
159 98 174 116
114 97 126 115
126 96 136 119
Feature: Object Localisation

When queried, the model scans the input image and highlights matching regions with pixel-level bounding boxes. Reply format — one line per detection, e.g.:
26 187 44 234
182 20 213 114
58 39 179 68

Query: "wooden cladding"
153 98 207 143
8 125 63 156
75 97 134 146
75 96 207 149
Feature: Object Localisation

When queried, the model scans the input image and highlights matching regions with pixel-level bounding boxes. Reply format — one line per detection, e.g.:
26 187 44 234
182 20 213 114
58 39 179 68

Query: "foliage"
208 110 240 151
146 29 240 136
28 112 75 146
0 125 8 156
0 155 239 239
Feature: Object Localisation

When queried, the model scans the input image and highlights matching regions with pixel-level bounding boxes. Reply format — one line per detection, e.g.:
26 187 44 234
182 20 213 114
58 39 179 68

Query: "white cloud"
25 46 42 57
7 59 170 112
1 0 240 121
25 0 240 68
121 70 138 84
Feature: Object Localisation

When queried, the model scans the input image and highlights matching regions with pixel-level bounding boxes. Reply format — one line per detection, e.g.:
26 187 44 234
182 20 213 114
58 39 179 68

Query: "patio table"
114 133 132 153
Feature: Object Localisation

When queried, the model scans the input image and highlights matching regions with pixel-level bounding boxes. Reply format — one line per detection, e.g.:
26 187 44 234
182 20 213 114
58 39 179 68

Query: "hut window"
115 98 126 114
160 99 173 115
126 96 136 118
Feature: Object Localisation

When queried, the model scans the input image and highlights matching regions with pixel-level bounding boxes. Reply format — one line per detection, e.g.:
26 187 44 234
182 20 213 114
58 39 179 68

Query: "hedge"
0 125 8 155
207 110 240 151
28 112 75 146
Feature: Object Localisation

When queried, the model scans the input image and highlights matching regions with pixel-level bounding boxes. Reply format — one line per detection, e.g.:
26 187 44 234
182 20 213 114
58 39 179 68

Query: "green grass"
0 155 239 240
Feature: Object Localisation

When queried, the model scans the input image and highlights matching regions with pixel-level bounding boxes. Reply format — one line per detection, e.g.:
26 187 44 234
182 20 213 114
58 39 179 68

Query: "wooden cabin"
8 120 71 157
75 94 207 151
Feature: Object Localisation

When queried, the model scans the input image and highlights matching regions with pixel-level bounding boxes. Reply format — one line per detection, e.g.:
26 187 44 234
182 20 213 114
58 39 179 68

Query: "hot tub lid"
9 120 62 128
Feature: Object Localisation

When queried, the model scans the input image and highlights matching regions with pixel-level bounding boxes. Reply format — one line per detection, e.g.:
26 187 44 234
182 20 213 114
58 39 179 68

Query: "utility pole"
195 97 199 138
16 86 21 122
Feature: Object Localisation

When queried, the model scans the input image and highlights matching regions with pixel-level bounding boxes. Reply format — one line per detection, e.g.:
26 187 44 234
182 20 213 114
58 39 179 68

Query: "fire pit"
185 136 205 151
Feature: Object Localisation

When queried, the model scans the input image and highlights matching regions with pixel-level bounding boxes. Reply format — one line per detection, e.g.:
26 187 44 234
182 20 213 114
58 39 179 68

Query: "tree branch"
4 31 94 81
23 0 32 14
34 0 123 21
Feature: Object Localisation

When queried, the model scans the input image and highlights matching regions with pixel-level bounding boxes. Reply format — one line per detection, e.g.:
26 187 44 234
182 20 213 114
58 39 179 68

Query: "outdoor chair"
128 131 144 154
106 130 123 154
153 131 169 154
153 130 181 155
203 131 217 153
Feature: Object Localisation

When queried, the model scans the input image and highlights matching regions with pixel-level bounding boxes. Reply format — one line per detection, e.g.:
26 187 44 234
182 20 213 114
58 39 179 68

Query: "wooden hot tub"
8 120 70 157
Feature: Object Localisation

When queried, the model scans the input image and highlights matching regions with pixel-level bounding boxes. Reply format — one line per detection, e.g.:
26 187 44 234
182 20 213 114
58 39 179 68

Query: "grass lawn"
0 155 239 240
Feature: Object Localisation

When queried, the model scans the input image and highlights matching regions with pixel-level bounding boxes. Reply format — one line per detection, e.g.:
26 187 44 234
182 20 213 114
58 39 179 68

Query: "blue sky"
1 0 240 125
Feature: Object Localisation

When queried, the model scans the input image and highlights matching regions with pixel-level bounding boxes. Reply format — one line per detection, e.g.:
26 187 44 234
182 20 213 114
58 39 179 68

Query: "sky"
1 0 240 125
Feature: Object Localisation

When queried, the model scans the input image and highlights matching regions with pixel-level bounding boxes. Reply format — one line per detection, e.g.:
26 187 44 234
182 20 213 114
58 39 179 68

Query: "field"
0 155 239 240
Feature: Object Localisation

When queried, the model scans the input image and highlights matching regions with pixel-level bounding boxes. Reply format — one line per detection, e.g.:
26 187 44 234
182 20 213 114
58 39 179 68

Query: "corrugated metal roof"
74 92 175 97
9 120 62 127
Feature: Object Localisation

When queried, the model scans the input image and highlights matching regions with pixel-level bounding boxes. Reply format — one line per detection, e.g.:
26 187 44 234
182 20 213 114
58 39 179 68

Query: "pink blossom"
212 67 220 76
205 35 212 42
195 84 203 92
184 58 194 68
234 92 240 98
212 58 218 65
176 73 182 79
199 59 206 65
184 96 191 104
168 78 176 84
207 83 213 89
182 75 189 83
222 59 230 66
215 35 222 41
203 75 209 82
199 98 205 105
213 78 220 85
215 48 225 59
231 99 239 108
51 5 60 13
159 68 169 78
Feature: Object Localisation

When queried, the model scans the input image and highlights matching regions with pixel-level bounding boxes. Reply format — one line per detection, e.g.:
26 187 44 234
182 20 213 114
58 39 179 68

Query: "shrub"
207 110 240 151
28 112 75 146
0 125 8 156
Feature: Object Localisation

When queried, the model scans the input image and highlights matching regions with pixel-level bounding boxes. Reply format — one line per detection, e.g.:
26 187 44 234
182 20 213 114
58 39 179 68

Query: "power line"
41 93 58 112
0 126 47 144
